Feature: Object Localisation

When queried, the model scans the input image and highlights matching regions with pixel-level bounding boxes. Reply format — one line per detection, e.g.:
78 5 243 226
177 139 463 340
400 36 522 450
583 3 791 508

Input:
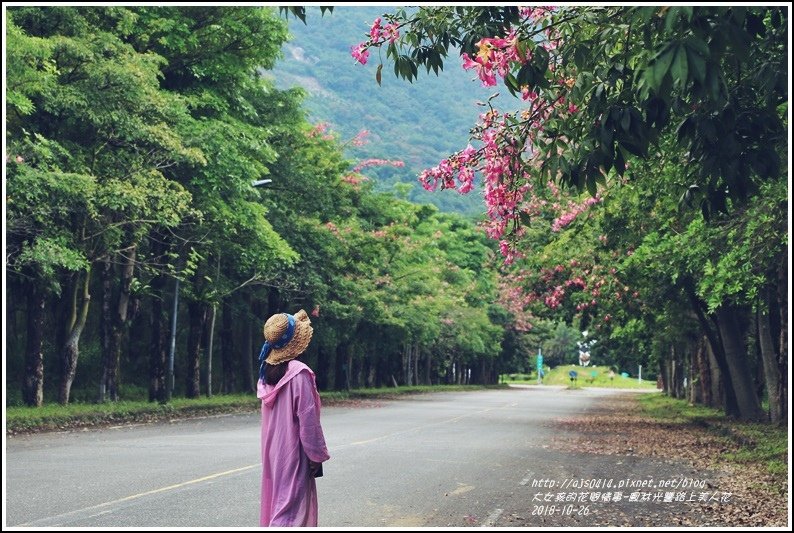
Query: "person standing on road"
257 309 330 527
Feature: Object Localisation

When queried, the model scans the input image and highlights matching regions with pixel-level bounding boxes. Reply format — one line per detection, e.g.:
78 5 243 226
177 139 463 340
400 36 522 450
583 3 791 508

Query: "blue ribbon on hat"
258 313 296 382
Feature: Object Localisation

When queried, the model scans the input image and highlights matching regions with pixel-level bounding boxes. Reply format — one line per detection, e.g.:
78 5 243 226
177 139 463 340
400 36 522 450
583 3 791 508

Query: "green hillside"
269 7 518 216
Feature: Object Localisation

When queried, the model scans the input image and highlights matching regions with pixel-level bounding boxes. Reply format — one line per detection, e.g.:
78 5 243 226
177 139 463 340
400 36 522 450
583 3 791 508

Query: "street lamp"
199 178 275 398
168 178 274 402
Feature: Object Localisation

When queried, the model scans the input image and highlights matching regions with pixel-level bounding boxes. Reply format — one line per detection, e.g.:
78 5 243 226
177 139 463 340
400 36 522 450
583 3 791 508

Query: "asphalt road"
6 386 714 527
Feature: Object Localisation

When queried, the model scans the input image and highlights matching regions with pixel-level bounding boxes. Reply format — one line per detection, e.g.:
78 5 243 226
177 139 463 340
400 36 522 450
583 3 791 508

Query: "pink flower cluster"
341 174 368 186
551 196 602 232
544 285 566 309
308 122 334 141
518 6 556 21
369 17 400 44
419 144 476 193
461 31 527 87
497 274 537 331
351 17 401 64
350 129 370 147
352 158 405 173
498 239 526 265
420 106 572 264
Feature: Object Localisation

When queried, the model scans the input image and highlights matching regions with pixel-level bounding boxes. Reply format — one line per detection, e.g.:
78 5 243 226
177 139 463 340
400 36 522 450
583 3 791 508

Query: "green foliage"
541 322 581 367
6 6 519 404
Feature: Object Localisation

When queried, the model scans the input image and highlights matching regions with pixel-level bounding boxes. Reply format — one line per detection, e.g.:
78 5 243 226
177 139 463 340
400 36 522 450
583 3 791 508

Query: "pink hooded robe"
258 360 330 526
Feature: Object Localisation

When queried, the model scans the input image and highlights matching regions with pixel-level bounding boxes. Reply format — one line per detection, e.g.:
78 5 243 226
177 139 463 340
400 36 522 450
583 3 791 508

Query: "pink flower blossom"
518 6 556 21
521 86 538 101
383 23 400 44
551 196 602 232
351 43 369 65
308 122 329 137
341 174 368 186
369 18 382 40
352 158 405 173
350 129 370 147
457 166 475 194
462 52 498 87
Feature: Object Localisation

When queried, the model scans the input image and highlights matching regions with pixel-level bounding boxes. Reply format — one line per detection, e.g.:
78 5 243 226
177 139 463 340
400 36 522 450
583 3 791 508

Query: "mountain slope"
268 6 515 216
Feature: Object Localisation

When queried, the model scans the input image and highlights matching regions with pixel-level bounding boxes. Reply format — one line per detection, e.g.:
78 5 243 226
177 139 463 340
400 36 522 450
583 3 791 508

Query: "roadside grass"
502 364 658 390
638 394 788 483
6 384 504 434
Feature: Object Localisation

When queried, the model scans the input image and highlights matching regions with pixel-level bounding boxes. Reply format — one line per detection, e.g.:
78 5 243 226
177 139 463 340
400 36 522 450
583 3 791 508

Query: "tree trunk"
59 267 92 405
220 301 236 393
776 262 788 426
186 300 208 398
334 342 348 390
694 337 710 406
149 274 168 403
346 353 353 389
204 254 221 397
683 280 739 416
658 357 668 394
58 275 80 401
412 343 420 386
23 284 46 407
705 340 723 409
100 245 137 402
127 295 143 367
401 343 410 386
676 346 683 398
715 305 765 421
758 289 782 423
315 346 329 390
54 275 73 368
242 295 255 392
425 350 432 385
366 358 376 388
105 246 136 401
670 346 680 398
99 258 113 402
205 304 217 397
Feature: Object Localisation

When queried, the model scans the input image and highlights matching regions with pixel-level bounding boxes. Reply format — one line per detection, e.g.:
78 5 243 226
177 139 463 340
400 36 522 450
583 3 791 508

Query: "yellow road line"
15 464 259 527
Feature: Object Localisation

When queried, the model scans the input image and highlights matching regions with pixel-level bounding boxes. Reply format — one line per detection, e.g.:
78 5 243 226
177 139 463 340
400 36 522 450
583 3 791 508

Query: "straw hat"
263 309 314 365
